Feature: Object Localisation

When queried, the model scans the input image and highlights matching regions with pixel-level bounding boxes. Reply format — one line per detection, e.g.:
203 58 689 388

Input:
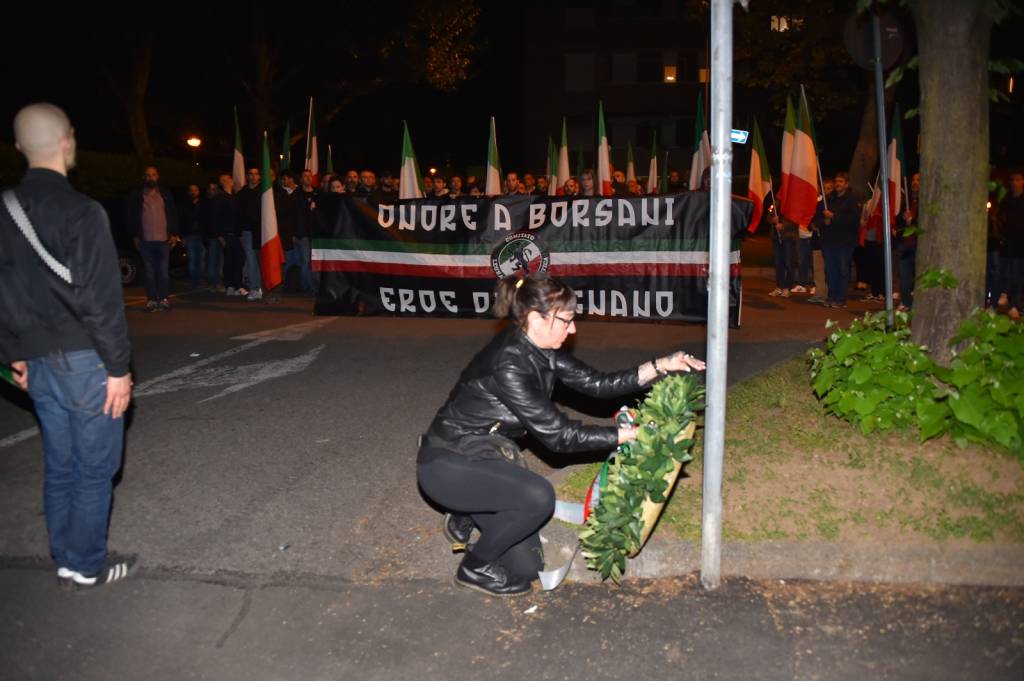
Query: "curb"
538 523 1024 587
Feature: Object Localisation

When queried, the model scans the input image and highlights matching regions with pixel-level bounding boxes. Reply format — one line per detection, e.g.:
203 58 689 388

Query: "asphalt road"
1 280 1021 680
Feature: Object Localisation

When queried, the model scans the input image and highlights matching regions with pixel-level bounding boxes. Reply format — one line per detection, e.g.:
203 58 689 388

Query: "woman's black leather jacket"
425 326 641 454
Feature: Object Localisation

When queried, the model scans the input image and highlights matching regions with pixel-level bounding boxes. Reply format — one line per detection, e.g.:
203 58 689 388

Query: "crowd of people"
764 171 1024 316
130 157 1022 318
126 162 703 311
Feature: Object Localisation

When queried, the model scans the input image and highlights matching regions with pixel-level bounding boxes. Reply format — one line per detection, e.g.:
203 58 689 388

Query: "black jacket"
0 169 131 376
426 326 640 456
125 185 179 240
178 196 205 237
207 192 239 238
814 190 860 248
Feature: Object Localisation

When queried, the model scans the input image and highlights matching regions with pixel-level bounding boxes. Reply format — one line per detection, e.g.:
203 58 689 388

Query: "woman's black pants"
418 449 554 581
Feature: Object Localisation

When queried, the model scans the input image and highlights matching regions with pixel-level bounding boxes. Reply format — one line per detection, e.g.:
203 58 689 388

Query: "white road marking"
0 427 41 448
1 319 335 448
231 318 335 341
136 345 325 402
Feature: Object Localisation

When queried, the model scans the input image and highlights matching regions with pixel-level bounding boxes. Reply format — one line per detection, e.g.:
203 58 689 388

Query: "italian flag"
688 92 711 190
260 132 285 292
867 104 906 232
776 96 796 211
596 101 613 196
646 131 659 195
548 136 559 196
232 107 245 193
304 97 319 184
747 118 772 233
556 118 570 195
484 116 502 196
626 141 636 184
399 121 424 200
780 89 819 226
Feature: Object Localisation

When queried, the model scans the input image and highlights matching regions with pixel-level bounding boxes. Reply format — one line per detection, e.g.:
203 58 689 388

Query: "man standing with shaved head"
0 103 134 590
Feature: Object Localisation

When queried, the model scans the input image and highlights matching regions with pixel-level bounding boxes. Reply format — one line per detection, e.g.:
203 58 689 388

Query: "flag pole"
701 0 734 592
872 14 895 328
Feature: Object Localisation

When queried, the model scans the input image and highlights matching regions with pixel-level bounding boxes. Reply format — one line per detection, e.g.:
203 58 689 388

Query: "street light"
186 136 201 166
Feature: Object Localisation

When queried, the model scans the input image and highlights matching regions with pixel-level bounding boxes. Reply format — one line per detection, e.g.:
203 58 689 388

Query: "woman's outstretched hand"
617 426 638 444
659 351 706 373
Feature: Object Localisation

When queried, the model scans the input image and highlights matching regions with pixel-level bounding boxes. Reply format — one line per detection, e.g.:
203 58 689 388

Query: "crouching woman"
416 274 704 597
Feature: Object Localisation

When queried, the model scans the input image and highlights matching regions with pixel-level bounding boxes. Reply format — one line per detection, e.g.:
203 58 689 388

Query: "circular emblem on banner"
490 232 550 279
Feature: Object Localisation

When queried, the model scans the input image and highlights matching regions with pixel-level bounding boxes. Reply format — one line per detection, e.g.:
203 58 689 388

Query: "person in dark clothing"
295 170 320 293
235 167 262 298
0 103 134 590
815 172 862 308
179 184 207 289
125 165 180 311
997 173 1024 319
417 274 705 597
274 169 303 292
207 174 241 292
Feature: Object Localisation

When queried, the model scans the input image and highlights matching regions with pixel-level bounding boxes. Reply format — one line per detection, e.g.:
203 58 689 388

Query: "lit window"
663 66 677 84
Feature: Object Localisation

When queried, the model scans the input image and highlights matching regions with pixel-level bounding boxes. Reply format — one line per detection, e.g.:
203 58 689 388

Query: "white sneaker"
226 287 241 297
246 288 263 301
790 285 807 293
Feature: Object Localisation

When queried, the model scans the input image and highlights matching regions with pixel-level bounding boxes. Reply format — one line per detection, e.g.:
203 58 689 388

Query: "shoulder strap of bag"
2 189 73 285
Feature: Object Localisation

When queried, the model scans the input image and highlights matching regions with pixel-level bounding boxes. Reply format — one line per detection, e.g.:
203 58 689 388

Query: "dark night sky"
2 2 1021 181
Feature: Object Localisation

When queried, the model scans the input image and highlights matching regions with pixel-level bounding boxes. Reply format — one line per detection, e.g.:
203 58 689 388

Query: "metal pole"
872 13 895 328
701 0 733 591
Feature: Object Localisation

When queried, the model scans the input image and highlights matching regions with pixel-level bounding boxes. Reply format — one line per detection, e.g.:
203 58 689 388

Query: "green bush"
0 142 212 199
937 312 1024 451
808 310 1024 459
807 311 940 436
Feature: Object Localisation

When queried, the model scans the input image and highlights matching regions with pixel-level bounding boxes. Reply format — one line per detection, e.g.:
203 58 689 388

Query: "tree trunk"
909 0 992 364
123 43 153 159
847 74 893 201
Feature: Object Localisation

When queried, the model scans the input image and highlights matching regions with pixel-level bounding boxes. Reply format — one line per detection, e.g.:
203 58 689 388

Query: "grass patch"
558 357 1024 545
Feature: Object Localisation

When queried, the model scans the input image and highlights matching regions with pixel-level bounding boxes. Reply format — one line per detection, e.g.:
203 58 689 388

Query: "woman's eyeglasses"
546 313 575 327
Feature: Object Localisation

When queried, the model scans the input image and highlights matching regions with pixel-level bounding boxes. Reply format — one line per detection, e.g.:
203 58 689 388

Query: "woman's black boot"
454 552 532 597
442 512 475 552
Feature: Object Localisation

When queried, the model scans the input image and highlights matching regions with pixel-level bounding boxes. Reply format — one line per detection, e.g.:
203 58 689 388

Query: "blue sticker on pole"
730 129 749 144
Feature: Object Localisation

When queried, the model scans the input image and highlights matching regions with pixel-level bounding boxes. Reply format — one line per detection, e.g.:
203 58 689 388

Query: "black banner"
312 192 752 324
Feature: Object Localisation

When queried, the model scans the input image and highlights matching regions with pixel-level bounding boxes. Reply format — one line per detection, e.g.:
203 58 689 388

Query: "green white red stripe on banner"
312 244 741 278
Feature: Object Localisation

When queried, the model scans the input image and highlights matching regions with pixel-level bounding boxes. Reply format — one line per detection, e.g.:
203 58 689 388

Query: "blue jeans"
140 240 169 302
899 246 916 308
1000 255 1024 309
284 246 303 291
293 236 314 293
28 350 124 575
797 238 813 286
822 245 855 304
772 238 796 289
206 238 224 287
242 231 262 291
184 235 206 288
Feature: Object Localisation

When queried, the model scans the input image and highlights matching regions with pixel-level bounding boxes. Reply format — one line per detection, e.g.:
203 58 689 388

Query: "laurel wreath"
579 374 705 583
